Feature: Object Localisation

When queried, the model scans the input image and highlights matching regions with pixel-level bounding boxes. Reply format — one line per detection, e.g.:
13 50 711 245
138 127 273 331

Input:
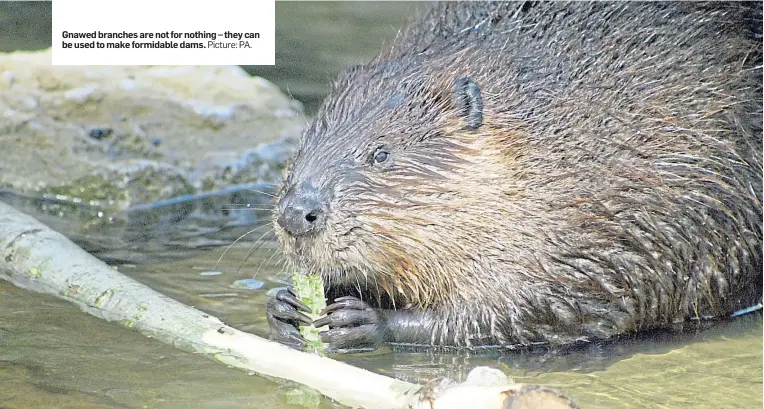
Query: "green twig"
292 272 328 353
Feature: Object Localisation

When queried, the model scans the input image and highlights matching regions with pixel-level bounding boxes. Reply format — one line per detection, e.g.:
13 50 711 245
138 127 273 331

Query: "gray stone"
0 50 305 263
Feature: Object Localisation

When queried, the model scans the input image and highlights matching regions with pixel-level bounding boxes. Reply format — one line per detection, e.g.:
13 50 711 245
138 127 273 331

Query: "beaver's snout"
276 182 328 237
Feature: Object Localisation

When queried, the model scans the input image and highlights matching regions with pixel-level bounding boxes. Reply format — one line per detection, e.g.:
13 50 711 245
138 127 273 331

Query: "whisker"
355 275 363 302
271 254 286 270
236 228 275 276
213 222 273 271
254 248 281 279
324 268 332 295
246 187 277 198
254 246 277 272
275 267 290 283
263 255 287 282
221 203 275 208
220 206 275 211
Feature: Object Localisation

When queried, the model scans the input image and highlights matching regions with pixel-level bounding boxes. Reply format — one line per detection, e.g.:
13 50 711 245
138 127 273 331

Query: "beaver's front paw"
313 296 387 352
266 287 313 347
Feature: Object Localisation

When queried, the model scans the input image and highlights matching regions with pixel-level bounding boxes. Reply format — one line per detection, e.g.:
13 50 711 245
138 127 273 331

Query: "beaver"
266 1 763 352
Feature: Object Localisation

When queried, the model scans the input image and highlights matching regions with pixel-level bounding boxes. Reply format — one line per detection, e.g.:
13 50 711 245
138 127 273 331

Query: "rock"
0 49 305 263
463 367 512 387
424 367 578 409
500 385 579 409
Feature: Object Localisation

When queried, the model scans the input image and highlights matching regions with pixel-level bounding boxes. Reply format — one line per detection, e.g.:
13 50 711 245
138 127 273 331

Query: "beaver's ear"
452 76 483 130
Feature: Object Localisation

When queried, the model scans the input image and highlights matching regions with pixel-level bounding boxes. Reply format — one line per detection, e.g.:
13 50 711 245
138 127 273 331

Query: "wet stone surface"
0 51 305 263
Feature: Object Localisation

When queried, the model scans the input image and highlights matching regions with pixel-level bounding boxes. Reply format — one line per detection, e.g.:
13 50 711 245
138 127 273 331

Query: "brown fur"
274 2 762 348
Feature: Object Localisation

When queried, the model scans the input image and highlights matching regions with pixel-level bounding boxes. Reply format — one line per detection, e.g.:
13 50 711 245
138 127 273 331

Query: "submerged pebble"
231 278 264 290
88 127 113 140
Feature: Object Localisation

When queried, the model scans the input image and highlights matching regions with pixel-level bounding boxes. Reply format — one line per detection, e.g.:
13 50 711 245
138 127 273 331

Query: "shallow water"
1 247 762 409
1 1 762 408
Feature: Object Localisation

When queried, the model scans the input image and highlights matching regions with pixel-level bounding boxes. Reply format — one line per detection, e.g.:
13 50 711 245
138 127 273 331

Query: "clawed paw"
313 296 385 352
266 287 312 347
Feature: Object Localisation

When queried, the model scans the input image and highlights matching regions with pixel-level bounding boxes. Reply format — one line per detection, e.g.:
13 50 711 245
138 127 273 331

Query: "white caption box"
52 0 275 65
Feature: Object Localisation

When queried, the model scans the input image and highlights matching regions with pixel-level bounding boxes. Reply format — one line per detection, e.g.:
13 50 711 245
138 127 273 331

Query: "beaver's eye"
373 149 390 164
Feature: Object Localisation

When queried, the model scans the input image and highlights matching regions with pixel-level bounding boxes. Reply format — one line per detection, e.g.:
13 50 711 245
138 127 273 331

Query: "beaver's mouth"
281 233 318 266
276 220 369 280
278 228 332 268
272 184 372 279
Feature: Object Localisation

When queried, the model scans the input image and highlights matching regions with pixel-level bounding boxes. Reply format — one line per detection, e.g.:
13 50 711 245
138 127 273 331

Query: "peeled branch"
0 201 578 409
292 272 329 353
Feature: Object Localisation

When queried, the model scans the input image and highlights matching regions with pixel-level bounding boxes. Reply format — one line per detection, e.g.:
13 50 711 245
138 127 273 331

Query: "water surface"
1 247 761 409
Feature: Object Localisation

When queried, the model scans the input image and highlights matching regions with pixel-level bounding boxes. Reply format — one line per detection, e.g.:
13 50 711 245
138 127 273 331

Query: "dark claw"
266 288 313 347
312 296 386 351
278 287 311 313
322 296 370 314
267 310 306 347
268 296 313 325
320 325 379 349
314 308 378 328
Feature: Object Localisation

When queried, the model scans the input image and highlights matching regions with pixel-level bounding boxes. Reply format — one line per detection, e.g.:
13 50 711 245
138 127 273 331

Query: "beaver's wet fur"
267 2 763 351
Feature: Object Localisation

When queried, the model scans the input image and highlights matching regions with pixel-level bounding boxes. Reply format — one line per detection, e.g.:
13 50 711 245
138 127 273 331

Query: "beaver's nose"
276 183 327 237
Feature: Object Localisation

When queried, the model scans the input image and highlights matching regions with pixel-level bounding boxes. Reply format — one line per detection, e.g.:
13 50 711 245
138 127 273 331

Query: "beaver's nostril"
277 184 328 237
305 210 320 223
